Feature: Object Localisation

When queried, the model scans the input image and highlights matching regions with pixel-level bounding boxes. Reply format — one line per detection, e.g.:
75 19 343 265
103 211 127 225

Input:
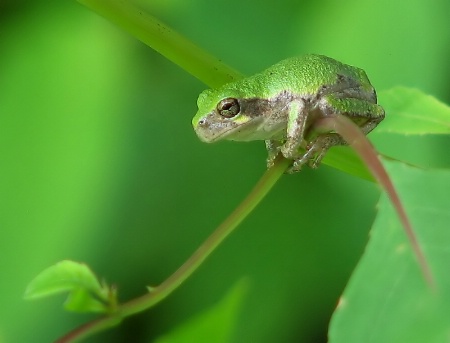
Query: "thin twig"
315 115 435 288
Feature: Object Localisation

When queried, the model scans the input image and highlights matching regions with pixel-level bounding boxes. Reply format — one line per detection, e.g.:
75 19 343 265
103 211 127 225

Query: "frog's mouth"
199 121 278 143
194 122 237 143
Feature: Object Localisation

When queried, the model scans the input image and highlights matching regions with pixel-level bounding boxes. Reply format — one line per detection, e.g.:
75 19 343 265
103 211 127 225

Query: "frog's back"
251 54 369 97
210 54 371 104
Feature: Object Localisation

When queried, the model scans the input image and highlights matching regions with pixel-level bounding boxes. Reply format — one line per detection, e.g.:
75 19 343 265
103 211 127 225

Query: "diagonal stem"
314 115 435 288
56 155 290 342
77 0 243 88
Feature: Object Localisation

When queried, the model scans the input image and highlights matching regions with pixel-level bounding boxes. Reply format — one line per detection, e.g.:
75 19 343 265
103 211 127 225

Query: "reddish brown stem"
315 115 434 288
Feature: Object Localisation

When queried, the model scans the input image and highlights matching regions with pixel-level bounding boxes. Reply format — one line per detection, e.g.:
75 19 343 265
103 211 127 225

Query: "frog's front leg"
280 100 309 159
265 99 314 172
265 100 309 171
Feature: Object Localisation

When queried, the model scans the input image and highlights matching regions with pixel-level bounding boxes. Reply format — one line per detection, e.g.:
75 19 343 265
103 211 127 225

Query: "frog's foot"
265 140 283 169
288 133 343 173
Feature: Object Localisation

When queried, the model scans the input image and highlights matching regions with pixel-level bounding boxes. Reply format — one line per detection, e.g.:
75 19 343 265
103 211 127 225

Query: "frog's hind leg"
290 95 385 171
289 133 343 171
319 94 385 135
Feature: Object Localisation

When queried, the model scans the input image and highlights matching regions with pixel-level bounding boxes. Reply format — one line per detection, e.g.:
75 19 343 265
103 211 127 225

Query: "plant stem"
315 115 434 288
121 155 289 315
77 0 243 88
56 155 290 342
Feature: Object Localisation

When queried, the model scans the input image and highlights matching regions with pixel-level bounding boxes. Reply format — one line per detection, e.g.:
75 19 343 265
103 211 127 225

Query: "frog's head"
192 86 269 143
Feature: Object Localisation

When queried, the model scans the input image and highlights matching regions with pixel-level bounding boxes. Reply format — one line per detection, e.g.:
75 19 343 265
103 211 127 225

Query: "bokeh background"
1 0 449 342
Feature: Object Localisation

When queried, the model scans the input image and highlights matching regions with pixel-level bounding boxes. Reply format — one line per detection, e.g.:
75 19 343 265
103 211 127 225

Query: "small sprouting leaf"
64 288 110 313
378 87 450 135
25 260 115 313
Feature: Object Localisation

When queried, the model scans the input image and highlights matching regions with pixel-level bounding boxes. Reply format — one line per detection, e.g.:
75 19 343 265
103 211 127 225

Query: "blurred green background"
1 0 449 342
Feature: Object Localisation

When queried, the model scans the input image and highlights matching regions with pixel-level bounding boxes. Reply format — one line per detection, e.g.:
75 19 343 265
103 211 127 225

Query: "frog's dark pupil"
218 98 240 118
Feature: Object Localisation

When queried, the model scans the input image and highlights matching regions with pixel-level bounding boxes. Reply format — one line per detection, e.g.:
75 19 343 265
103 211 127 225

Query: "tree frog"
192 54 385 172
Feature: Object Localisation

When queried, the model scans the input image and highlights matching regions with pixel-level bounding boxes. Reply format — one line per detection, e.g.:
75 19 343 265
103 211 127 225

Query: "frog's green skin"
192 54 385 172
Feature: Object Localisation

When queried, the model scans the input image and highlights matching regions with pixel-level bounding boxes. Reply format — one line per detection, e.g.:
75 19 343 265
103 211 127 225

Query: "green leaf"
323 87 450 180
322 146 373 181
154 279 248 343
329 160 450 343
64 287 110 313
378 87 450 135
25 260 113 313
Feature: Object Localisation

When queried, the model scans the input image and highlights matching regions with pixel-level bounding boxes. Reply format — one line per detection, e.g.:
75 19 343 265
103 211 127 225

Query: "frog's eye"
217 98 240 118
